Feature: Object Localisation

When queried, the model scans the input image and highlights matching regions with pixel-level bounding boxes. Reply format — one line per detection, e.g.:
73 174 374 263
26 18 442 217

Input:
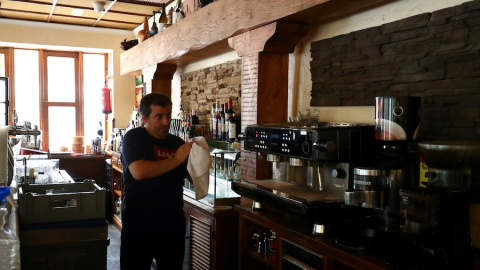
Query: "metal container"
375 96 421 141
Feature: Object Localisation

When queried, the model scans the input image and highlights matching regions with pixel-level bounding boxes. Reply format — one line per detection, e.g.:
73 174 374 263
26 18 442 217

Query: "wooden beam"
120 0 331 75
121 0 394 75
8 0 155 17
47 0 57 23
150 63 177 99
228 22 308 57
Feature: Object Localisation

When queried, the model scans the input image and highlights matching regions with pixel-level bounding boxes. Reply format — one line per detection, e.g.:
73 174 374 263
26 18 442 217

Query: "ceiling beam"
47 0 58 22
116 0 170 7
92 0 118 27
0 7 138 26
6 0 156 17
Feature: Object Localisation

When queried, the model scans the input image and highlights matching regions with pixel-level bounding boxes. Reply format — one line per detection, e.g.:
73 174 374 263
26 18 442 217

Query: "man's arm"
128 142 193 180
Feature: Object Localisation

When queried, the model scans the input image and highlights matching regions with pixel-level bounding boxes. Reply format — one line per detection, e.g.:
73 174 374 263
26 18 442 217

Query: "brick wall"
180 59 242 123
310 0 480 140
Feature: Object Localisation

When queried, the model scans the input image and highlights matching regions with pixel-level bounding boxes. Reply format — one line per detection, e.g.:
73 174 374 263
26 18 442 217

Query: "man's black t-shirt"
120 127 187 230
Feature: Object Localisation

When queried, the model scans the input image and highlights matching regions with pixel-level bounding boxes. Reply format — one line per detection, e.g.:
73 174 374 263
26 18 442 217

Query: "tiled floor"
107 223 156 270
107 223 121 270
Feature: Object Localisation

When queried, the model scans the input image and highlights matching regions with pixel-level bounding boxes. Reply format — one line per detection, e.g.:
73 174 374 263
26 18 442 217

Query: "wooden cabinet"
183 196 238 270
105 150 123 230
236 205 388 270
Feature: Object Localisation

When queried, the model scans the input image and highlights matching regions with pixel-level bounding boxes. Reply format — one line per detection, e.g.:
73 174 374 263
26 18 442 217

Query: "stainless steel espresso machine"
231 122 376 234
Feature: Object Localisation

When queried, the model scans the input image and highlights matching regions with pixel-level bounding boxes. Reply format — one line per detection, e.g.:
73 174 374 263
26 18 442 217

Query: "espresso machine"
231 122 376 234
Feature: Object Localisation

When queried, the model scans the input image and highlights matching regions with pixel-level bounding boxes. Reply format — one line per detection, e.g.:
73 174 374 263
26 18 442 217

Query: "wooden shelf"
114 190 122 197
120 0 392 75
112 163 122 173
246 248 276 270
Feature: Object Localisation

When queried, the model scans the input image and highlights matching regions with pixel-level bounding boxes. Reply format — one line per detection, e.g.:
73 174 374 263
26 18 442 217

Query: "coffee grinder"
337 96 421 253
414 141 480 269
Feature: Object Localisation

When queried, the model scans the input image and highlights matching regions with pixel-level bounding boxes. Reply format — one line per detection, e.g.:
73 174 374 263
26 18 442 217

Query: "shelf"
112 164 122 173
246 248 276 270
114 190 122 197
120 0 392 75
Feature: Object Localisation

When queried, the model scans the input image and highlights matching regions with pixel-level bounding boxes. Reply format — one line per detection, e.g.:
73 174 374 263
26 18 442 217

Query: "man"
120 93 193 270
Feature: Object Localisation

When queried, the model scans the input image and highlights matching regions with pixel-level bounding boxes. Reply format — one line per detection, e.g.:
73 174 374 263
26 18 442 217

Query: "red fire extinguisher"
101 81 112 114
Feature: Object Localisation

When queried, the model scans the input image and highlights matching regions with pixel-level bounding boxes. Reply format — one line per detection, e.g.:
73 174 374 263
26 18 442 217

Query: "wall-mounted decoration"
135 75 143 86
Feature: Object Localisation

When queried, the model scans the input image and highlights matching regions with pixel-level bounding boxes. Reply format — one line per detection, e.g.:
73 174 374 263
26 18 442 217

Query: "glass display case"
183 140 241 207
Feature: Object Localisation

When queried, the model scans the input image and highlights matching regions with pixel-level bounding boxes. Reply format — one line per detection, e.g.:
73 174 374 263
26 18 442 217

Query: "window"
6 47 107 152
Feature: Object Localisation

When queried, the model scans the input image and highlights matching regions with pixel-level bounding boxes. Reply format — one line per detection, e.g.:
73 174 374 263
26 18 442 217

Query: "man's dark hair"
139 93 172 118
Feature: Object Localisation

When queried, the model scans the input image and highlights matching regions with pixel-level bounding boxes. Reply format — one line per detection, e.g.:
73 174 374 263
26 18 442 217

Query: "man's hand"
173 142 194 164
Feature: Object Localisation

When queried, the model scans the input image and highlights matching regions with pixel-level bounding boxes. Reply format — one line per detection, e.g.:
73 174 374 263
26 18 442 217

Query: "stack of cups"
72 136 84 154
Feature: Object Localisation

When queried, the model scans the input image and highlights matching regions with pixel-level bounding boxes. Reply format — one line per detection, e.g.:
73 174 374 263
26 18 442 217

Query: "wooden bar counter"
236 204 389 270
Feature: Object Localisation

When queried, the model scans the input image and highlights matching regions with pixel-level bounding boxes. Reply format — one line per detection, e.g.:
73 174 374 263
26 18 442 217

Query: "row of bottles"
110 129 124 153
149 0 185 37
126 106 142 131
210 99 241 143
169 108 200 142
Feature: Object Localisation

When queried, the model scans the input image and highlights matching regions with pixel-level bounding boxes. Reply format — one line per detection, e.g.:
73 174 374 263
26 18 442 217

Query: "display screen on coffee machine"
244 126 314 159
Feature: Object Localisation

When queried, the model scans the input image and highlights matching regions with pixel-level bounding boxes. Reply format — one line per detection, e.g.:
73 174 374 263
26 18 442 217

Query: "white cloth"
187 136 210 200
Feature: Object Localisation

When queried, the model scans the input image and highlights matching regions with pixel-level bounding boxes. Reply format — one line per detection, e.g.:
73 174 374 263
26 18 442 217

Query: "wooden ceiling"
0 0 174 30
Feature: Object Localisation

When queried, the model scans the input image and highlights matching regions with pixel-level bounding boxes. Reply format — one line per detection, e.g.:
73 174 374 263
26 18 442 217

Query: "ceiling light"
93 1 106 12
72 8 85 16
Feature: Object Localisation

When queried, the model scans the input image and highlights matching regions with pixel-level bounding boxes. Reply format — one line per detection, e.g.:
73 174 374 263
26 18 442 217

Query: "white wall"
0 18 137 128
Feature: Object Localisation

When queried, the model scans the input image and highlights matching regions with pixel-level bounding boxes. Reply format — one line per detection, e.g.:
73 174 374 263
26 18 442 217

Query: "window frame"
1 46 108 152
41 50 84 151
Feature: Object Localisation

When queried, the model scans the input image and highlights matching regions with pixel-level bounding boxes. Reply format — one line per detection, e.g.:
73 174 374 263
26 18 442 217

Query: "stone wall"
180 59 242 123
310 0 480 140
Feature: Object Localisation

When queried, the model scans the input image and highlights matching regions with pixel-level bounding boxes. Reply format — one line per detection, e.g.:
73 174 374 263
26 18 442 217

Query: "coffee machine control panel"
245 126 318 159
244 124 375 162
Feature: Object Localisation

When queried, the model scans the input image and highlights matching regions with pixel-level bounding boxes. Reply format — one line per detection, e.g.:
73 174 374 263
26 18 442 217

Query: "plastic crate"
18 180 105 225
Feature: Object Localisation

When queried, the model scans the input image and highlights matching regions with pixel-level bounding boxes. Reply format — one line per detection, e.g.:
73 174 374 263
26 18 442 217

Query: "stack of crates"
17 179 108 270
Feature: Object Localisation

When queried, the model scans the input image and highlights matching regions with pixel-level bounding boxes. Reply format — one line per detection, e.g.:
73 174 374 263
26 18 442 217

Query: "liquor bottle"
223 102 229 142
219 103 225 141
229 113 239 142
225 99 234 121
216 101 221 140
191 110 199 136
211 103 217 140
158 3 168 31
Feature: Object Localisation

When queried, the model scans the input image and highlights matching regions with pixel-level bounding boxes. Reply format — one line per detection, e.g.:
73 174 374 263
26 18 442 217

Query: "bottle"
191 110 199 136
158 3 168 31
219 103 225 141
229 113 238 142
0 187 20 270
172 0 181 24
223 102 229 142
225 99 234 121
209 105 214 139
211 103 217 140
176 1 185 22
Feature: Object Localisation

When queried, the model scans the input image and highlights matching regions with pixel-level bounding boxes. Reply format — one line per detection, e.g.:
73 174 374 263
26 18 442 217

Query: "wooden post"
228 22 307 183
151 64 177 99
